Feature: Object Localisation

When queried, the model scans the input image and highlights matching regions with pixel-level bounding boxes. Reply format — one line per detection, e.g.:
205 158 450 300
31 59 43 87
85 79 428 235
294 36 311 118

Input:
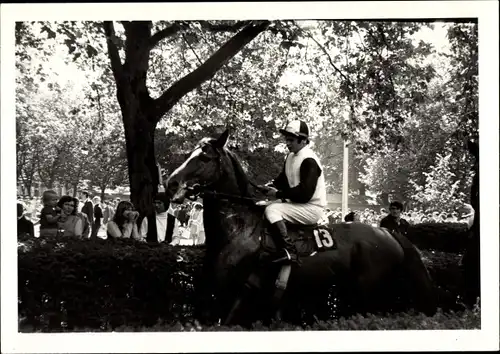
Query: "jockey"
259 120 327 263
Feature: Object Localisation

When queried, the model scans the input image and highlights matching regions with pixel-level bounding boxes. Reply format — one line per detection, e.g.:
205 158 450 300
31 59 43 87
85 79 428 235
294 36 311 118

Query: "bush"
408 223 469 253
18 233 471 332
21 308 480 332
18 236 205 331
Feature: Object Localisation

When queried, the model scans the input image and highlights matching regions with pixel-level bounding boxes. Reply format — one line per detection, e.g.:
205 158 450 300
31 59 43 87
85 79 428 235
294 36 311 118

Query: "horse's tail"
390 230 437 316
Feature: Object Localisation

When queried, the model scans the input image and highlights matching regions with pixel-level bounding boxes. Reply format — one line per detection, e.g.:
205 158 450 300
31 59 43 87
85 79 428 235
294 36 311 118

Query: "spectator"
91 196 103 239
187 202 204 245
56 195 83 237
102 199 115 225
39 190 62 238
380 201 410 236
107 201 141 239
76 205 91 238
459 202 475 230
139 192 175 243
80 191 94 231
17 201 34 238
344 211 358 223
177 204 190 227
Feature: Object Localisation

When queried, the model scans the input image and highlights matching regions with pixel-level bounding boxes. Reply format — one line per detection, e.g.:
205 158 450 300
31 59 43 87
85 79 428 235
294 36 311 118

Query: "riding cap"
279 120 309 139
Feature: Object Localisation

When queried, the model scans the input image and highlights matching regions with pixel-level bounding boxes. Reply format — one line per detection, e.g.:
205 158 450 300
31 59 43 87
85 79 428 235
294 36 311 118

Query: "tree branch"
153 21 270 119
180 32 238 103
149 22 184 48
102 21 124 82
198 20 252 33
291 21 354 96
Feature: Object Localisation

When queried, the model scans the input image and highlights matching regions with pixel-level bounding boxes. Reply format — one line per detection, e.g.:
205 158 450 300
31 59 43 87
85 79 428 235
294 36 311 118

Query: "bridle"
182 145 265 205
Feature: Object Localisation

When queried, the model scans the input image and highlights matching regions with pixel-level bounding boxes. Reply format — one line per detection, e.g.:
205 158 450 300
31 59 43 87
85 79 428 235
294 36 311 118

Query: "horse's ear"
214 129 229 148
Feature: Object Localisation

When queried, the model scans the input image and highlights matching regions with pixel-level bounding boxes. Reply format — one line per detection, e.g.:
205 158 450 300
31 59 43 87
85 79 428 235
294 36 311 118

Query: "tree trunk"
100 185 106 202
104 20 270 218
358 183 366 196
72 182 79 197
122 104 159 217
462 140 479 306
380 192 389 206
23 175 33 199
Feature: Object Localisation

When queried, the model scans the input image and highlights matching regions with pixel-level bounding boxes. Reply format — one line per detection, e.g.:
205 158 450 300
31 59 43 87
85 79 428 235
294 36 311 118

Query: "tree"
409 153 468 213
100 20 271 215
17 20 477 216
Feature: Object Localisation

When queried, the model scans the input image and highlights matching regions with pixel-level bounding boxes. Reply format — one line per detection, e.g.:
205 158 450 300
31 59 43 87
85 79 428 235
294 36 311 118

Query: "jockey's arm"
276 158 321 203
270 160 288 191
271 170 288 191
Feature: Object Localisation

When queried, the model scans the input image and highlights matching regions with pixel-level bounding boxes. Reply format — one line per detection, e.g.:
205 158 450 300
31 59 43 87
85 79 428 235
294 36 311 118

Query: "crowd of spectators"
17 190 205 245
18 190 474 245
323 203 475 228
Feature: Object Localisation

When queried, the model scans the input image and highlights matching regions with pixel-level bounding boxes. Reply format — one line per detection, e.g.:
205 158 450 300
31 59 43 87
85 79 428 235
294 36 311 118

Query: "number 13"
313 229 334 248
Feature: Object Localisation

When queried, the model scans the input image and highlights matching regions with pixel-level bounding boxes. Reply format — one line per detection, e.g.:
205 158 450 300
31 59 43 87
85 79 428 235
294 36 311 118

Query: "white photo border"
1 1 498 352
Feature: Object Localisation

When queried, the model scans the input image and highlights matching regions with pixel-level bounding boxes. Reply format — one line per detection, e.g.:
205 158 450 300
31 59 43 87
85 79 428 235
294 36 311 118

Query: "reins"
186 184 263 204
184 147 268 205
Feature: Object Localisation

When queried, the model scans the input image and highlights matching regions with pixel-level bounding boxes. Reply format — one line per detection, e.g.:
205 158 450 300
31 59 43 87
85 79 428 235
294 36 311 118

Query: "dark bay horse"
166 130 437 325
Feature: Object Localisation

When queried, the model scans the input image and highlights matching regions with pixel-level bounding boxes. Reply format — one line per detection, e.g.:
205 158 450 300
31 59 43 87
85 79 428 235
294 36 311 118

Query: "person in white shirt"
139 192 176 243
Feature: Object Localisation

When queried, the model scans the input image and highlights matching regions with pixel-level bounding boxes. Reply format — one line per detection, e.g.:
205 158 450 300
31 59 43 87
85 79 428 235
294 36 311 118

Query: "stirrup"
272 249 298 264
272 249 291 263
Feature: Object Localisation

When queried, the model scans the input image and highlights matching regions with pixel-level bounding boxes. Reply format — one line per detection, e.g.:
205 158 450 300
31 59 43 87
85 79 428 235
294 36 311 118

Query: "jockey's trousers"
264 200 325 225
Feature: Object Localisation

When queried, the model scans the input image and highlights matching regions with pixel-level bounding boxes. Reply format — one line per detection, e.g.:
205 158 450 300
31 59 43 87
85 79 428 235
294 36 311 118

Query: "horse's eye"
201 145 210 153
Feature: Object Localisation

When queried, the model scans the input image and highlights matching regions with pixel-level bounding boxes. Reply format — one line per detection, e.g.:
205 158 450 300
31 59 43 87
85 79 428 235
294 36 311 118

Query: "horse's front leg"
194 258 222 325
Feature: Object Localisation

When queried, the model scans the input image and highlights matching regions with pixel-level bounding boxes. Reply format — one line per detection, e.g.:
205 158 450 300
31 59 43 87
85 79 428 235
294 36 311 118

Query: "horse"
165 129 437 326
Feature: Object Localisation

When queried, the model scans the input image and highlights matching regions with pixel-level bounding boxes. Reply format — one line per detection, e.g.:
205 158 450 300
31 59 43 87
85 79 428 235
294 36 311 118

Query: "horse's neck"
201 151 265 263
203 192 263 249
203 198 263 269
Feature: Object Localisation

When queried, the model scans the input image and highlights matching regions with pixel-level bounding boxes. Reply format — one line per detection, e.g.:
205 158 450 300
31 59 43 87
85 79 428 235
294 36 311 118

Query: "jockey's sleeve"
276 158 321 203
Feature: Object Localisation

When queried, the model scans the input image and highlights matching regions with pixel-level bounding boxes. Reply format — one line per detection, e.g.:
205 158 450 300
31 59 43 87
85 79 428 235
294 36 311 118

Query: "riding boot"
270 220 299 264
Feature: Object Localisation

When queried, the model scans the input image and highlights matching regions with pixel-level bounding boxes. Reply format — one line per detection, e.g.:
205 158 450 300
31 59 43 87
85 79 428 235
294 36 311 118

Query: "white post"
341 106 350 218
342 139 349 218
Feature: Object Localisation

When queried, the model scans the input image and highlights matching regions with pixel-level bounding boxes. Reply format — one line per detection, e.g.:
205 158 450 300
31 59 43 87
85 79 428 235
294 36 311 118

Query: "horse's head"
166 129 230 203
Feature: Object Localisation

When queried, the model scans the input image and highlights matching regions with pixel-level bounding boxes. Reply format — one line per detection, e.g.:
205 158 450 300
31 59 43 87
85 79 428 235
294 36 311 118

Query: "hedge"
23 308 481 332
407 223 470 253
18 230 471 332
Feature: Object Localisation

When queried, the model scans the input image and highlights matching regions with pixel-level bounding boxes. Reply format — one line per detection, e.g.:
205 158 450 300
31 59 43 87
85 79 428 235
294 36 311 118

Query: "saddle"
249 220 338 311
260 220 337 257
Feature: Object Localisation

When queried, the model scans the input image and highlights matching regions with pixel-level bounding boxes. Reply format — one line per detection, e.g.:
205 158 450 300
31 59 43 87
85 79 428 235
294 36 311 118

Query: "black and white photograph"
1 1 498 352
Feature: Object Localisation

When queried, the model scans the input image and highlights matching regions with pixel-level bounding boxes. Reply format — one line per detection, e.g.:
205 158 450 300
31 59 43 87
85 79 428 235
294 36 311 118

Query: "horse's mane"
224 148 255 199
199 136 258 200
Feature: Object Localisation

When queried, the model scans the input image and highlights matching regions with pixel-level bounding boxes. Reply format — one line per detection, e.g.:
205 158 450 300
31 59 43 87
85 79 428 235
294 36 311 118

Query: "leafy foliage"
16 20 477 210
410 154 469 213
16 22 127 197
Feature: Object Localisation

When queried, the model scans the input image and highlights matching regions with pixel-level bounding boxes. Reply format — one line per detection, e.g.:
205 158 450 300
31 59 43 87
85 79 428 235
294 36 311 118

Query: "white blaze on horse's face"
167 146 217 202
167 130 229 203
